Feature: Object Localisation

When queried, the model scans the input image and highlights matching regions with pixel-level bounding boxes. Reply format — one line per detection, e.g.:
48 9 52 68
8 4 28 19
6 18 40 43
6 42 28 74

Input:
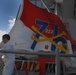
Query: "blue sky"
0 0 22 42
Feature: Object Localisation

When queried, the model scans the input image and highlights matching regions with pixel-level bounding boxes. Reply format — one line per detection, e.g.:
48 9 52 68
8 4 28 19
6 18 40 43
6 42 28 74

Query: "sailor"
0 34 15 75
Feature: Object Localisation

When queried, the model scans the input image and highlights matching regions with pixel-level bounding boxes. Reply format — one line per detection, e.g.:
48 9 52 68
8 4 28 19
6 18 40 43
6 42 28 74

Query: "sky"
0 0 22 42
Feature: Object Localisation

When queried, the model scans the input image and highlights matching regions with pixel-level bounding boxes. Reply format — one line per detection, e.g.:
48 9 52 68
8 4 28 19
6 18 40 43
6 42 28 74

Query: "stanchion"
55 49 60 75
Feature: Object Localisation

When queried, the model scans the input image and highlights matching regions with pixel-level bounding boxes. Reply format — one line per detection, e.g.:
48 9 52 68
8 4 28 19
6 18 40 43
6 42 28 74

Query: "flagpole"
40 0 51 12
16 4 21 20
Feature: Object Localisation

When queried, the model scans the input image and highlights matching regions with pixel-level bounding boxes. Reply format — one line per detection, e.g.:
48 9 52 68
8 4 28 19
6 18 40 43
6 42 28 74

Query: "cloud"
0 18 16 42
8 18 16 29
0 30 7 42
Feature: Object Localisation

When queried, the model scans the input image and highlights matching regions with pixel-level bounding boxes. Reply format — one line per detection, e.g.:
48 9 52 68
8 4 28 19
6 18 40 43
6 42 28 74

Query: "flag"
20 0 76 52
9 0 76 52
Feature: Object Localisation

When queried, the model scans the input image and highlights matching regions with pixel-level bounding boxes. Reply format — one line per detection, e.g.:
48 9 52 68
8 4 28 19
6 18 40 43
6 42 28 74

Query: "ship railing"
0 49 76 75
